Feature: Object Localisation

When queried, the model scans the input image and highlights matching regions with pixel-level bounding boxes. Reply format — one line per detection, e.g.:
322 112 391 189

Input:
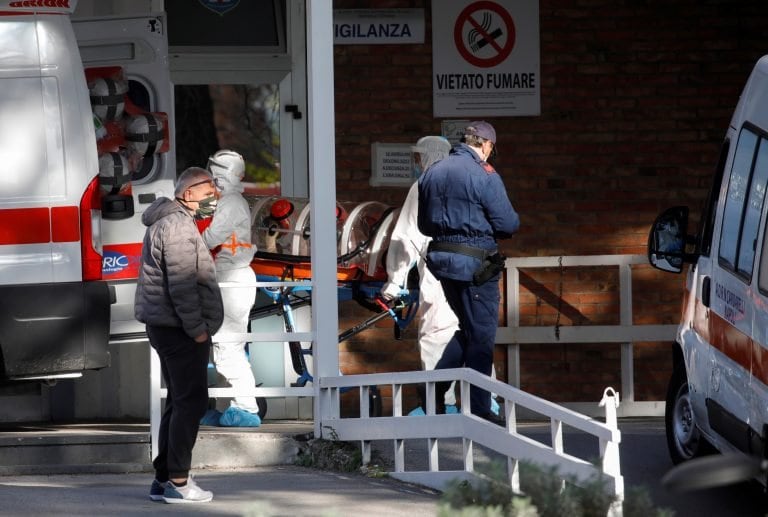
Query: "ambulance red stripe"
0 206 79 245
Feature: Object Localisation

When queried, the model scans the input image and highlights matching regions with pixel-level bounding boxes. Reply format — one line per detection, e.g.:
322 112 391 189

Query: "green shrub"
440 460 673 517
294 437 362 472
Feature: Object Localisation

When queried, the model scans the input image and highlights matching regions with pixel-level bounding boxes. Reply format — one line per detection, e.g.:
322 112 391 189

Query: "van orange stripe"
709 311 752 368
705 308 766 384
0 206 79 245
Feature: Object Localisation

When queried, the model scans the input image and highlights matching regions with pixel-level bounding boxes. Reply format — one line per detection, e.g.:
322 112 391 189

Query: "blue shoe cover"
407 406 426 416
490 398 500 416
219 406 262 427
200 409 222 426
445 405 459 414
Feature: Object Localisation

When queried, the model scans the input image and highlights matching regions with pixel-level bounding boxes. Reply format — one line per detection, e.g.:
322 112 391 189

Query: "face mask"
413 153 424 178
195 195 217 219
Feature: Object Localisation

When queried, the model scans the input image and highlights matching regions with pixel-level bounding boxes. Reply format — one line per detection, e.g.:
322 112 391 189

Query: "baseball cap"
465 121 496 144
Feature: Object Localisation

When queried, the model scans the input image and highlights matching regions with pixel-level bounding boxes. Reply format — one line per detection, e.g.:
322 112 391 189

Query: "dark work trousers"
434 273 500 416
147 325 210 481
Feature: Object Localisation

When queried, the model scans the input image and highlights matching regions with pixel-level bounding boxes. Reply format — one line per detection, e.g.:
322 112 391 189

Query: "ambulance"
648 54 768 477
0 0 174 382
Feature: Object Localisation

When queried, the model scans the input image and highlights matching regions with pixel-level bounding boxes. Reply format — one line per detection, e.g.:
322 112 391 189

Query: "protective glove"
380 281 406 302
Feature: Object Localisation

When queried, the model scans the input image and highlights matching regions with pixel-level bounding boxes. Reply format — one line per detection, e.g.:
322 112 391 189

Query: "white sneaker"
162 475 213 504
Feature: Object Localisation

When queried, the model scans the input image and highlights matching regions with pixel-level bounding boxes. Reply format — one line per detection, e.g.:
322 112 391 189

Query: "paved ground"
0 465 441 517
2 417 767 516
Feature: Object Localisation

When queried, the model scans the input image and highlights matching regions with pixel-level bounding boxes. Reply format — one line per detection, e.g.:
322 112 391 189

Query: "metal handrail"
319 368 624 516
502 254 677 417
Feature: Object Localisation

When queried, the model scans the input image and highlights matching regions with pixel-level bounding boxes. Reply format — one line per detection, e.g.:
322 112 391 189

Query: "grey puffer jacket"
135 197 224 338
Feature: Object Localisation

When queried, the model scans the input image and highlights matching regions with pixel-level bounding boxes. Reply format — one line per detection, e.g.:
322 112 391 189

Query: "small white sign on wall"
441 119 471 145
370 143 414 187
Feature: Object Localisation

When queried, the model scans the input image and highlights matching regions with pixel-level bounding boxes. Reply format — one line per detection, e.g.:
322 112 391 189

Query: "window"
720 127 768 282
125 79 158 184
698 140 730 257
168 0 307 197
166 0 286 53
174 84 281 194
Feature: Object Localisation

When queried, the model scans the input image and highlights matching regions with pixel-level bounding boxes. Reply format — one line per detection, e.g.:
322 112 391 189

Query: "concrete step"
0 420 314 476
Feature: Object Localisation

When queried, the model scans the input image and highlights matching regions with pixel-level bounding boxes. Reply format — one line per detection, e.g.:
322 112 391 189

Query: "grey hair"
463 134 487 148
174 167 214 197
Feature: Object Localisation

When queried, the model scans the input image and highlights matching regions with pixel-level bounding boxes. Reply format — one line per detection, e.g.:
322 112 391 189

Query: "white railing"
500 254 677 417
318 368 623 516
147 254 670 514
149 280 316 459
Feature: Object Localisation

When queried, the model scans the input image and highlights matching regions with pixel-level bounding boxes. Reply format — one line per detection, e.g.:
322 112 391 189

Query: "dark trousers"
147 325 210 480
434 274 500 416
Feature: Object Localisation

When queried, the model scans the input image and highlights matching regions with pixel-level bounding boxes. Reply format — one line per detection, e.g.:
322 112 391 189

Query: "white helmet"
412 136 451 172
98 152 130 194
89 77 128 121
125 113 165 156
207 149 245 191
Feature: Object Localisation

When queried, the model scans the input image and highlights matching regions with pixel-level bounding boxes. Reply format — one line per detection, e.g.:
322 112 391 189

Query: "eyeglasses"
187 179 215 189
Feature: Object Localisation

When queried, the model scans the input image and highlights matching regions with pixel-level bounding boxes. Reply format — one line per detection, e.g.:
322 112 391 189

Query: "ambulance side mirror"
648 206 693 273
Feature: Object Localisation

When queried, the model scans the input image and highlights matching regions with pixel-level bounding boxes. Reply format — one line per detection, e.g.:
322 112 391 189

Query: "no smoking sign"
454 1 516 68
432 0 539 117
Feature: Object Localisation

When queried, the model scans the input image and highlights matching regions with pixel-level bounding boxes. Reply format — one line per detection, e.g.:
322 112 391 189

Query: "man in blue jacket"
417 121 519 423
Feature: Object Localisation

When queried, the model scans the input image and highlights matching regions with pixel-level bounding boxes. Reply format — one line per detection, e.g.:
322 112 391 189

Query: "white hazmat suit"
381 136 460 408
202 150 261 427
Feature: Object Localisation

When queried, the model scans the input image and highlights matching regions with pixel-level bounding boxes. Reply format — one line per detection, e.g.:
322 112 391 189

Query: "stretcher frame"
248 255 419 417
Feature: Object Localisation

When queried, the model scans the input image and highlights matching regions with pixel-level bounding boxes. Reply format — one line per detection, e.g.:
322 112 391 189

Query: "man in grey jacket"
135 167 224 504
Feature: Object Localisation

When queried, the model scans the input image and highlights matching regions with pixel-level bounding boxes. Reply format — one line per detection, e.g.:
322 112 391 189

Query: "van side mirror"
648 206 692 273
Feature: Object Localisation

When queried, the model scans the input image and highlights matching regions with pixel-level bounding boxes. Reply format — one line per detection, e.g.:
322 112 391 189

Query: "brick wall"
331 0 768 411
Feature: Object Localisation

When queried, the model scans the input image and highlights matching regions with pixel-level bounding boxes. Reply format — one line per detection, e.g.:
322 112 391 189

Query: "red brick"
328 0 768 406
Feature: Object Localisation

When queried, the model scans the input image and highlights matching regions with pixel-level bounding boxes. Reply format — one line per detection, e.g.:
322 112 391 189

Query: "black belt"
428 241 489 260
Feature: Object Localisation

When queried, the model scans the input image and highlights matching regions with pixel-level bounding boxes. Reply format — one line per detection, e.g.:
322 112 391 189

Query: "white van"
0 1 110 381
0 1 174 382
648 54 768 473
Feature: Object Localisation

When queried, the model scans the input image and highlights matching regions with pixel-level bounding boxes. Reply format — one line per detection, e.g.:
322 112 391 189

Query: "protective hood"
412 136 451 172
208 149 245 193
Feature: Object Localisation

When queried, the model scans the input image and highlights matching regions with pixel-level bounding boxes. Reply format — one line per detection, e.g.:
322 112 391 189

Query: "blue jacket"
417 144 519 281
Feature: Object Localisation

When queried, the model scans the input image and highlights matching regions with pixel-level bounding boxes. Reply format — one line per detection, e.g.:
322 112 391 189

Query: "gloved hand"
380 281 405 302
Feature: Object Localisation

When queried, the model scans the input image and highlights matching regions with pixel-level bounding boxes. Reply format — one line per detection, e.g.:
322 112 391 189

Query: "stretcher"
244 196 419 416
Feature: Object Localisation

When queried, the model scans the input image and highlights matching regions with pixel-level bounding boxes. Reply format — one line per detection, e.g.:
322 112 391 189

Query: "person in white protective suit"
381 136 500 416
200 150 261 427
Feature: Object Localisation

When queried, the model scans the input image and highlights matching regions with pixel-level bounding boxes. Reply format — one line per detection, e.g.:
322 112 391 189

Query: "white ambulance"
648 54 768 476
0 0 174 382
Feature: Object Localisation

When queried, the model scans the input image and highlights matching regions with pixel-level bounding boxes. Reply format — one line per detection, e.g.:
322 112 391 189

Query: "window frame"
719 124 768 284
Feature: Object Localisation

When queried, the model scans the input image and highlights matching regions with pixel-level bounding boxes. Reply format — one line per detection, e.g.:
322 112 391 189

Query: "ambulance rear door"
0 2 111 380
73 14 176 339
